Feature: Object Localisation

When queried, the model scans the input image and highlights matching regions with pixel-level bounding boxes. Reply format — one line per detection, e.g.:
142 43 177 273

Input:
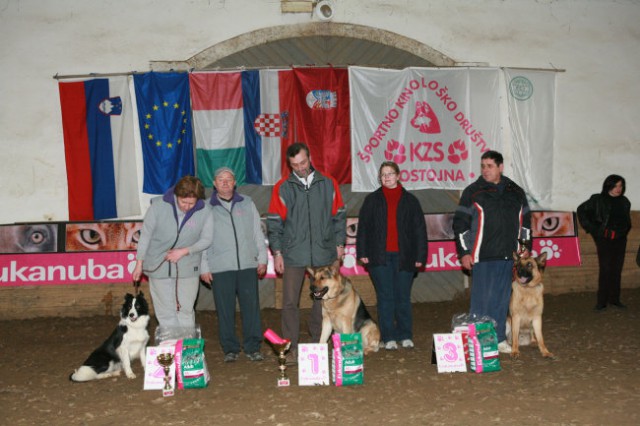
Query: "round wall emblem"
509 76 533 101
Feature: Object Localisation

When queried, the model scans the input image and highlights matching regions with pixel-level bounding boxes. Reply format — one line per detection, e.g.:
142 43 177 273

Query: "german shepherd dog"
308 261 380 355
507 252 554 359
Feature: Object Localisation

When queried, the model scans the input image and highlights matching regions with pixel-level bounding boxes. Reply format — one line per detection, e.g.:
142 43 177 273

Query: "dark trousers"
469 259 513 342
281 266 322 351
595 237 627 306
211 268 262 354
368 252 415 343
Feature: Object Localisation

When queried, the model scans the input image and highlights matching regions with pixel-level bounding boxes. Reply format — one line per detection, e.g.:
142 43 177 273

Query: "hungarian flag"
59 76 140 220
189 70 288 186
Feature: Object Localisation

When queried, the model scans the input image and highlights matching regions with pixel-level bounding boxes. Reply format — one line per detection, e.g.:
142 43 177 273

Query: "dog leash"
132 279 141 296
142 258 182 312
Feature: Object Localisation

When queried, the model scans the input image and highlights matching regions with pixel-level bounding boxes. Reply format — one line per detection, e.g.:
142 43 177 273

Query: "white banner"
349 67 502 191
504 69 556 208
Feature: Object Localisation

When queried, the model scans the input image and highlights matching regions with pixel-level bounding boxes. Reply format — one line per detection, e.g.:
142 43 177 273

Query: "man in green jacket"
267 143 346 364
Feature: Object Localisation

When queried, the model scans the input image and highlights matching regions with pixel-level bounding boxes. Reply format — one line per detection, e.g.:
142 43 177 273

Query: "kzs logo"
410 102 441 134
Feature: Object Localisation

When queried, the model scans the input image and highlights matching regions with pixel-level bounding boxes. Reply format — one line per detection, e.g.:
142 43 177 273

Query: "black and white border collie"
70 292 150 382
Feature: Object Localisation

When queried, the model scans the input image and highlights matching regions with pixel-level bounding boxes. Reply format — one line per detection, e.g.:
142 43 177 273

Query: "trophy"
264 328 292 387
156 352 175 397
517 237 531 256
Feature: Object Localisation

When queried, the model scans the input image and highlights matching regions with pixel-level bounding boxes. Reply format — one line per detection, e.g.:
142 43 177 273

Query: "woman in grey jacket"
133 176 213 328
200 167 268 363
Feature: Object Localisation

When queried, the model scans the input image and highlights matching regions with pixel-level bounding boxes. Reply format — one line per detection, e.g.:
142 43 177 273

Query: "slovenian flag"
189 70 289 186
59 77 140 220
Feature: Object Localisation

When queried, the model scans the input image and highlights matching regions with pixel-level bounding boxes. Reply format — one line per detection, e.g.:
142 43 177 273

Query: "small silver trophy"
264 328 292 387
156 352 175 397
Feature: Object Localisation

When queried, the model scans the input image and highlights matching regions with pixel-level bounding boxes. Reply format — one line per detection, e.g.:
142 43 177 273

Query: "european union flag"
133 72 194 194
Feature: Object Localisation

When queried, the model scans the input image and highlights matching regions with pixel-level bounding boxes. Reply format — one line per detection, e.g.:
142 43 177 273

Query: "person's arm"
331 178 347 248
519 193 532 249
267 182 287 274
252 203 268 277
452 188 474 265
414 198 428 268
577 196 596 234
356 195 370 264
167 207 214 263
132 201 157 278
187 207 214 254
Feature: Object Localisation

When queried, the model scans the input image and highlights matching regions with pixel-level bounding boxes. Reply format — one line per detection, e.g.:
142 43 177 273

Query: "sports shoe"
498 340 512 354
246 352 264 362
401 339 414 349
384 340 398 350
593 304 607 312
611 302 627 309
224 352 239 362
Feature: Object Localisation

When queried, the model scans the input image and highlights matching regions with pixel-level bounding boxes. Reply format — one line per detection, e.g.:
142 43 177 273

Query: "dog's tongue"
519 276 529 284
312 287 329 299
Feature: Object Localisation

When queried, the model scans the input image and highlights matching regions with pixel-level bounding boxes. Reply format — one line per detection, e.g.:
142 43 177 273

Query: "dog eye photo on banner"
0 224 58 254
65 222 142 252
531 211 575 237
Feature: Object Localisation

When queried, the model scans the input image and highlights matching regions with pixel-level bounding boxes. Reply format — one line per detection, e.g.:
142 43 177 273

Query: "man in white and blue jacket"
453 150 531 354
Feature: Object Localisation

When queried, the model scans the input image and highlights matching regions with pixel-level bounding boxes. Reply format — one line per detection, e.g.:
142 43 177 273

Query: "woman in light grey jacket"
133 176 213 328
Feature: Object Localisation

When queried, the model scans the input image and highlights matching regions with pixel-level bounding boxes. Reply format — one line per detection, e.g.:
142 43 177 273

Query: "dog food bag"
331 333 364 386
467 322 501 373
175 338 210 389
452 314 498 365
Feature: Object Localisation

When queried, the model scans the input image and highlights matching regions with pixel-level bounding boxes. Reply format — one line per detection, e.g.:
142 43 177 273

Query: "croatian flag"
189 70 289 186
286 68 351 184
59 77 140 220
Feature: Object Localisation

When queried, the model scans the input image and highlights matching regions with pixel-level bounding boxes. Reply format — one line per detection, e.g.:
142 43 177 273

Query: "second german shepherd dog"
308 261 380 355
507 251 554 359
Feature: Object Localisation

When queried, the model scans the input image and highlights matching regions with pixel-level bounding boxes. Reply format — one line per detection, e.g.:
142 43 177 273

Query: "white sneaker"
498 340 512 354
384 340 398 350
401 339 414 349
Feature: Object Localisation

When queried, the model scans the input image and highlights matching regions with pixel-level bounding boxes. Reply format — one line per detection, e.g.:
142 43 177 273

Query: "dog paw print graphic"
536 240 562 260
447 139 469 164
342 246 358 270
385 139 407 164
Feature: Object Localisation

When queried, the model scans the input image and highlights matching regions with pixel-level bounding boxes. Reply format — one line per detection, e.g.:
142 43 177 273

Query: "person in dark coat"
578 174 632 311
356 161 428 350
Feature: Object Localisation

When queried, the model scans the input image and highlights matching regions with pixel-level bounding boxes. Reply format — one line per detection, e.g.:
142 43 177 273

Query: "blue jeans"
211 268 262 354
469 259 513 342
368 252 415 343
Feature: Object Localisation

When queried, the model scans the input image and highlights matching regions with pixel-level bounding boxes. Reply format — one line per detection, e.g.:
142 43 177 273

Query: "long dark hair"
601 174 626 196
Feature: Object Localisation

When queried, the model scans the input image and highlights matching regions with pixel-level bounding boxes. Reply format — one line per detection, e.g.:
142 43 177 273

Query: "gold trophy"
156 352 175 397
264 328 292 387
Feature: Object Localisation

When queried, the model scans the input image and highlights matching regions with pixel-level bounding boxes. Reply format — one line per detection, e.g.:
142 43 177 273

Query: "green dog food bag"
331 333 364 386
176 338 210 389
468 322 501 373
